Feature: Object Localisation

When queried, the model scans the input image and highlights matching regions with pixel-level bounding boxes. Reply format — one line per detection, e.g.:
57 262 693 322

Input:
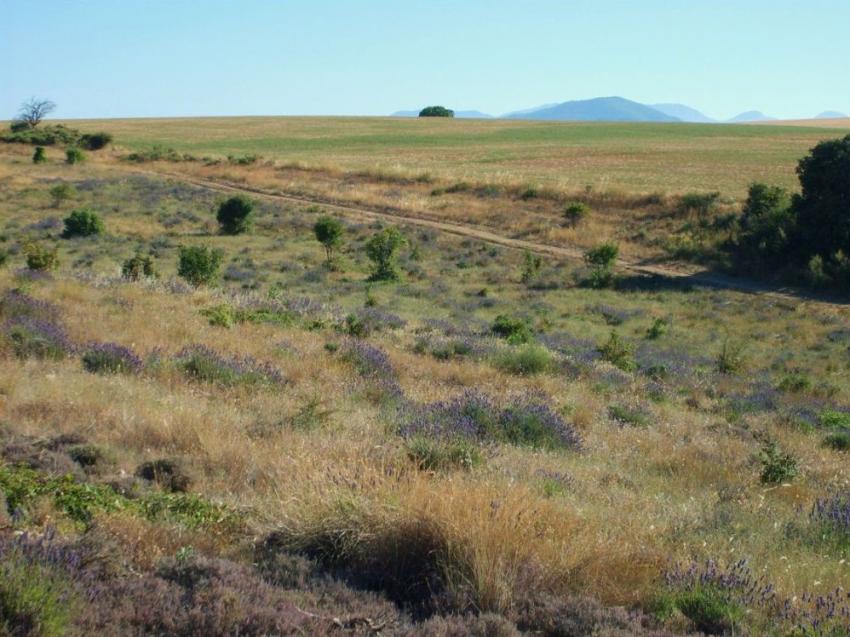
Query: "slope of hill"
503 96 679 122
816 110 848 119
650 103 715 123
728 110 776 123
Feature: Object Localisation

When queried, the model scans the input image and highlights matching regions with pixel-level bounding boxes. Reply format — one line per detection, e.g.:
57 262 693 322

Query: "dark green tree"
418 106 454 118
216 196 254 235
313 216 344 266
62 209 104 238
178 245 224 286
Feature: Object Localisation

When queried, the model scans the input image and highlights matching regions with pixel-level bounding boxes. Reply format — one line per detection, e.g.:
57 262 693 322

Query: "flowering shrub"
341 340 403 401
2 317 73 359
175 344 284 386
399 390 581 451
81 342 143 374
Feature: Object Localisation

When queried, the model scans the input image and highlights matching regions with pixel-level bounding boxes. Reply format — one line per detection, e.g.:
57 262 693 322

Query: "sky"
2 0 849 121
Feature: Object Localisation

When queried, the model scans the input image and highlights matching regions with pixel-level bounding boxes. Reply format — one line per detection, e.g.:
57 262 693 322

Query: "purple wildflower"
81 342 143 374
174 344 284 385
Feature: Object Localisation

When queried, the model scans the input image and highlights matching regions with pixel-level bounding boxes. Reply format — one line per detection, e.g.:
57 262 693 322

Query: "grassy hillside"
1 144 850 635
60 116 847 196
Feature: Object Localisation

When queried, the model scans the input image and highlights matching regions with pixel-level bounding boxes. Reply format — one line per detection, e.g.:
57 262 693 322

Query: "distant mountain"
650 103 715 123
815 111 848 119
727 111 776 123
390 109 493 119
503 97 679 122
455 110 493 119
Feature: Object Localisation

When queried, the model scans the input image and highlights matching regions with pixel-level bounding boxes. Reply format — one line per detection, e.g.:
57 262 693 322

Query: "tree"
14 98 56 129
216 196 254 235
791 133 850 261
365 227 406 281
32 147 47 164
313 216 344 266
419 106 454 118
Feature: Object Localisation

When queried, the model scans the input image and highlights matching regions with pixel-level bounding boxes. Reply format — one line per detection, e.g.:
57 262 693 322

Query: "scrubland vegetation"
1 118 850 635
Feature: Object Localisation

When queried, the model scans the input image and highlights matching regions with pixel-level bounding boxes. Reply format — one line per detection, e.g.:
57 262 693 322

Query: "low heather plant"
174 344 284 386
81 342 143 374
2 316 73 360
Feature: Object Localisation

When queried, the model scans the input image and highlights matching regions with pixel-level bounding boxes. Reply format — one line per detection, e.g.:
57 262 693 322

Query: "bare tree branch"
15 98 56 129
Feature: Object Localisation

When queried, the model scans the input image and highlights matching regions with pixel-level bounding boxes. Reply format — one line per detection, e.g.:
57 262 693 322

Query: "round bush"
419 106 454 118
65 147 84 164
62 209 104 238
177 245 224 286
32 146 47 164
216 196 254 235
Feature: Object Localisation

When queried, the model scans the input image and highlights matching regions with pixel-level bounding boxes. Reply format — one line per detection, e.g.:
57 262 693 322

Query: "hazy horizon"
3 0 849 121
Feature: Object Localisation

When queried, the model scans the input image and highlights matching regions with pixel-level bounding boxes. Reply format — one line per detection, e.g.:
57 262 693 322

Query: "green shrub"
365 226 406 281
49 182 77 206
716 338 746 374
313 215 344 266
216 195 254 235
819 409 850 430
491 314 533 344
0 248 7 269
608 404 650 427
407 436 483 471
0 553 78 637
733 183 794 271
121 253 157 280
418 105 454 118
62 208 104 238
177 245 224 286
646 317 669 339
678 191 721 217
823 432 850 451
23 242 59 271
563 202 589 226
65 147 84 164
32 146 47 163
584 242 619 288
663 586 744 634
493 344 552 375
598 331 636 372
0 124 80 146
520 186 538 200
520 250 542 285
78 131 113 150
759 439 798 484
777 372 812 393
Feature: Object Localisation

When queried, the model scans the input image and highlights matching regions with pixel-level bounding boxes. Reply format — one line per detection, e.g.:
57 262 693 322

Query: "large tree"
792 133 850 260
15 98 56 128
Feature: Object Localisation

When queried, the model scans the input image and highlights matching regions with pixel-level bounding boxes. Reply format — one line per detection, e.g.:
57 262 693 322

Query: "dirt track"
128 165 848 310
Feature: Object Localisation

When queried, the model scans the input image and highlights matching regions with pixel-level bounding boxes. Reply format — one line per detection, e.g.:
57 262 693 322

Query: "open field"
752 118 850 129
2 132 850 635
60 116 849 196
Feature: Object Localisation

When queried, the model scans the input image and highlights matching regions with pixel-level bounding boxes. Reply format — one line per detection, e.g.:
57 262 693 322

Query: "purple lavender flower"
0 289 61 322
174 344 284 385
81 342 143 374
2 316 74 359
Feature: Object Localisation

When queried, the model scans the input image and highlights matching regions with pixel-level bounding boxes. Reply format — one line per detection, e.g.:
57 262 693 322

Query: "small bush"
32 146 47 163
121 253 157 280
520 250 542 285
62 209 104 238
23 242 59 271
563 202 589 226
49 182 77 206
716 338 746 374
583 242 619 288
365 226 406 281
646 317 669 339
598 332 636 372
407 436 483 471
678 191 721 217
136 458 192 493
78 131 113 150
216 195 254 235
2 317 72 360
777 372 812 393
520 186 538 200
759 439 798 484
0 249 7 269
0 123 80 146
81 342 143 374
491 314 533 345
824 432 850 451
175 344 284 386
65 147 84 164
608 404 650 427
493 344 552 375
177 245 224 286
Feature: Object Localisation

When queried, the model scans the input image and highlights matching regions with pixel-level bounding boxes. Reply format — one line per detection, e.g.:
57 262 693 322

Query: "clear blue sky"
3 0 848 120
